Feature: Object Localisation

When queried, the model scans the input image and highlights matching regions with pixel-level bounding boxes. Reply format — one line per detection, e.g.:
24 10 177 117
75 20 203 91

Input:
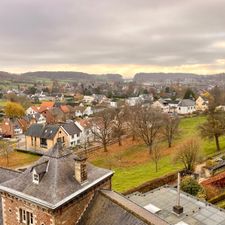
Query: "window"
19 209 34 225
33 173 39 184
31 137 33 146
40 138 47 148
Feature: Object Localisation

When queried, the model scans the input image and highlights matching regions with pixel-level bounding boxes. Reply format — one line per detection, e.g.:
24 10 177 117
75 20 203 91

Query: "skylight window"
144 203 161 214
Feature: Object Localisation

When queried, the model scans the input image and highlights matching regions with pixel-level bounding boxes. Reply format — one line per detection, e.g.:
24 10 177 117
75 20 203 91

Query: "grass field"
0 151 40 169
0 115 223 193
90 115 225 192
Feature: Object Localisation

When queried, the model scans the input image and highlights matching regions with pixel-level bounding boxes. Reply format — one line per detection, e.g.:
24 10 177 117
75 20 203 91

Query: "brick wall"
2 194 53 225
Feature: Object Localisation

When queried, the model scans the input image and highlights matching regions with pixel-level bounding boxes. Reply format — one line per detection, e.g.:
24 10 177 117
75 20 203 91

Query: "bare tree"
162 115 180 148
152 144 161 172
174 138 201 172
125 105 139 141
112 107 125 146
135 106 163 154
90 109 114 152
199 110 225 151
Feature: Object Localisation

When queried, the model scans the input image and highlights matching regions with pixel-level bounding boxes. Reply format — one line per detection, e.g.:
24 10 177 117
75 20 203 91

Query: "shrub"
181 176 202 196
204 185 221 200
205 160 217 168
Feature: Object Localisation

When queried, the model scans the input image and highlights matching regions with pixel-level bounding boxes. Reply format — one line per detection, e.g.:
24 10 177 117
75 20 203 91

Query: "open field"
0 151 40 169
0 115 223 192
90 116 225 192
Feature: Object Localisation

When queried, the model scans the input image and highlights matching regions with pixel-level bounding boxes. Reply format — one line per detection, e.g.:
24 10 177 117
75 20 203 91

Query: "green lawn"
0 100 7 107
91 115 225 192
112 156 183 192
180 116 225 156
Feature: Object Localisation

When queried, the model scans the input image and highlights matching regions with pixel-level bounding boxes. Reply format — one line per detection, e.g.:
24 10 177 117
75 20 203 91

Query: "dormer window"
31 161 49 184
33 172 39 184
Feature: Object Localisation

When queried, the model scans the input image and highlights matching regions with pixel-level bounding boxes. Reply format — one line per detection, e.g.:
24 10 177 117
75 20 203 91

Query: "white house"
83 106 94 116
61 122 82 147
74 106 85 117
152 99 169 113
28 113 47 124
26 106 39 115
126 97 141 106
83 95 95 104
176 99 196 114
75 119 94 146
110 101 118 108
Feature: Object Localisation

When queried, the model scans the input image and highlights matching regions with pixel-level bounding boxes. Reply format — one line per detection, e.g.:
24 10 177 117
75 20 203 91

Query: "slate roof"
0 142 113 209
77 190 168 225
62 122 82 136
25 124 60 139
27 112 44 122
178 99 195 107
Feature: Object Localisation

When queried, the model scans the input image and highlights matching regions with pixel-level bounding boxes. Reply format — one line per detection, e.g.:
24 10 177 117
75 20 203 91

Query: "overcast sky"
0 0 225 77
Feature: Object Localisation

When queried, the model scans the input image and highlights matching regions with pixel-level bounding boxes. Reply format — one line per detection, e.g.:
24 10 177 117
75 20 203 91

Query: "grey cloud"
0 0 225 70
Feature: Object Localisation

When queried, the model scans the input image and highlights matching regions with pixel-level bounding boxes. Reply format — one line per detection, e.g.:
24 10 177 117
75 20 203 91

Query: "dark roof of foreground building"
127 186 225 225
0 167 21 225
25 123 60 139
0 142 113 209
77 190 168 225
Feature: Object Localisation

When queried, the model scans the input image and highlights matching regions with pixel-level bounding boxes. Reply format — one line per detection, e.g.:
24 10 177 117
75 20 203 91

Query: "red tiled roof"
40 101 55 108
39 102 54 113
60 105 70 113
31 106 39 112
41 110 55 124
201 171 225 186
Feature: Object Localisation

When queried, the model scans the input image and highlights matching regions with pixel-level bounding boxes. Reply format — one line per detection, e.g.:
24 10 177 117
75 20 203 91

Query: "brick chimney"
74 155 88 184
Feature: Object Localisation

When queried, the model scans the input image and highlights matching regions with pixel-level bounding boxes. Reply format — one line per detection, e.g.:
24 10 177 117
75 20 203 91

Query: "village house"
75 119 95 146
74 106 85 117
25 106 39 115
27 113 46 125
195 96 208 111
59 105 74 120
0 142 113 225
176 99 196 115
25 123 68 151
83 95 95 104
0 118 23 138
152 99 169 112
38 101 55 113
126 97 142 106
62 122 82 147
